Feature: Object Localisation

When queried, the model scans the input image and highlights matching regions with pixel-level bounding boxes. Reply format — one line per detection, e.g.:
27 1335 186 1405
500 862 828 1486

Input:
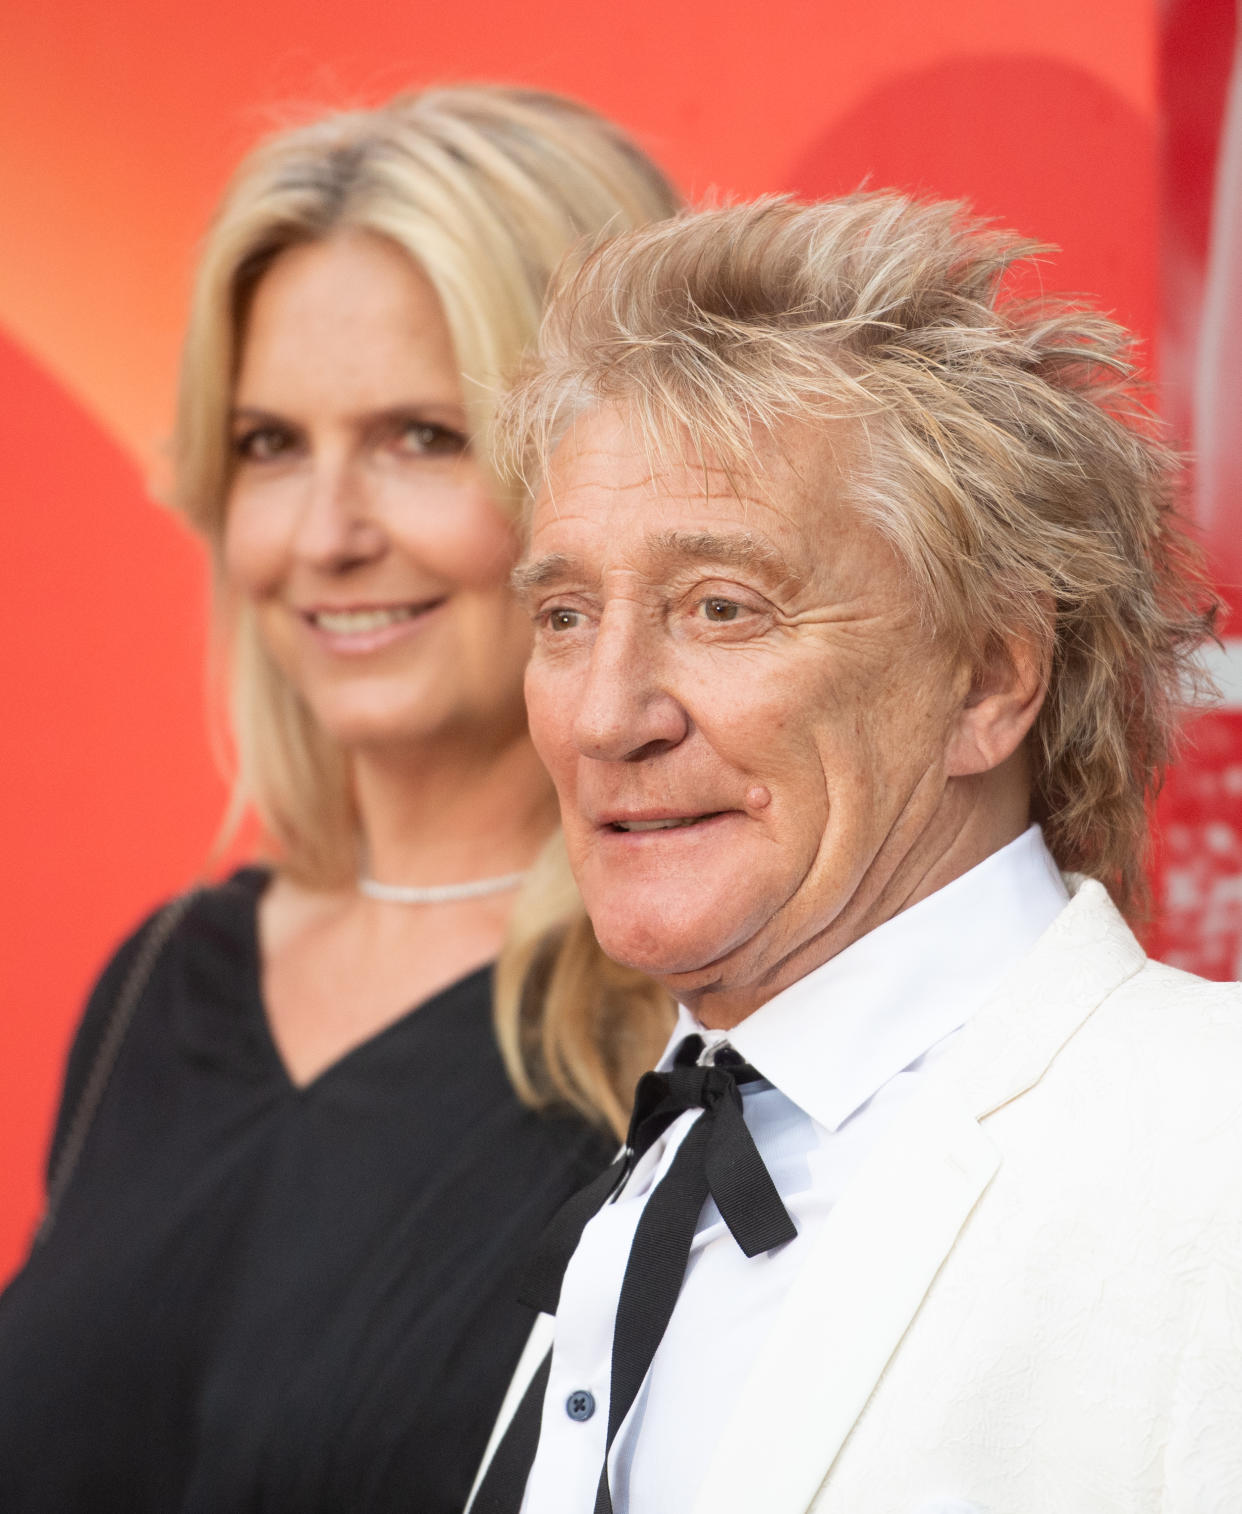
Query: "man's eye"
397 421 468 457
701 597 742 622
545 608 583 631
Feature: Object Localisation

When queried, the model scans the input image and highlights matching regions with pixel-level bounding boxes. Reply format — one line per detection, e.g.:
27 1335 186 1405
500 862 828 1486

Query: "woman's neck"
350 726 560 888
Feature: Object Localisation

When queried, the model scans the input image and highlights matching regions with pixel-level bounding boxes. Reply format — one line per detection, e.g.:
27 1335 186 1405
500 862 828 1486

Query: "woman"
0 86 676 1513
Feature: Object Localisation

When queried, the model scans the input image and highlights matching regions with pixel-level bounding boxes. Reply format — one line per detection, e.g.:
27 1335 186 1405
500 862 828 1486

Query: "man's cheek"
524 676 560 757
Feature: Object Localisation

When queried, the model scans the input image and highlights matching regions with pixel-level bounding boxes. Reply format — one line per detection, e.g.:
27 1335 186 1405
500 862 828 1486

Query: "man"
472 195 1242 1514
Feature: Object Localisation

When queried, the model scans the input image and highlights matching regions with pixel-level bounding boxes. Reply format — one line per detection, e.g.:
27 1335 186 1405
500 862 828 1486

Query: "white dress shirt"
518 827 1069 1514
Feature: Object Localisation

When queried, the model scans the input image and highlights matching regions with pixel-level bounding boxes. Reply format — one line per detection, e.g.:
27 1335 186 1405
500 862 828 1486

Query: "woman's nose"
292 458 386 569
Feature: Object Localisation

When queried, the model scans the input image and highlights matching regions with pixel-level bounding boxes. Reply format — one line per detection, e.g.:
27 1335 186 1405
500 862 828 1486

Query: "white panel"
1198 638 1242 711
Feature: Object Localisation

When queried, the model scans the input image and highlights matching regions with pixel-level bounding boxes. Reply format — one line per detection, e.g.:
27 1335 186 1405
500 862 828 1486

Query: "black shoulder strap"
35 889 200 1248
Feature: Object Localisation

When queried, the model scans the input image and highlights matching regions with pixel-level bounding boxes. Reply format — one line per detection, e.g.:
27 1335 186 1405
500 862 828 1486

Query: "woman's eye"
397 421 468 457
233 426 292 462
701 597 742 622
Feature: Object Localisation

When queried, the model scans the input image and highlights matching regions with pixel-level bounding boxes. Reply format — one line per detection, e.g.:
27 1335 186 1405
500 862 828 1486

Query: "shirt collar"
657 825 1069 1133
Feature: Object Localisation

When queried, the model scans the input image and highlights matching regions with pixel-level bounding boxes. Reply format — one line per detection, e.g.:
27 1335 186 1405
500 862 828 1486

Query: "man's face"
520 406 985 1024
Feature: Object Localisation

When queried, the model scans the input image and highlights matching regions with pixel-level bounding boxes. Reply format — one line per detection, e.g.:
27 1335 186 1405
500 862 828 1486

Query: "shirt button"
565 1389 596 1422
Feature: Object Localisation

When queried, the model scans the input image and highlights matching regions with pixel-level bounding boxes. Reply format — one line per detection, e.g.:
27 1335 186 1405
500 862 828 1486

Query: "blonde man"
471 195 1242 1514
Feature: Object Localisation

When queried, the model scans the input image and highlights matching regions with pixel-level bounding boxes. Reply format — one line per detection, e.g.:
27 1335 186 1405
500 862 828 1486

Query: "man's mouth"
609 813 721 832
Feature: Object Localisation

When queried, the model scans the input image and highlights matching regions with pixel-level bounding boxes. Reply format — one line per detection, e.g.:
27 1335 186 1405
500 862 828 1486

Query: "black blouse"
0 870 614 1512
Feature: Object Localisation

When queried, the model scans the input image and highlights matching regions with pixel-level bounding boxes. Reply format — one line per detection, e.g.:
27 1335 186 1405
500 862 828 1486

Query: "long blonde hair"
173 85 677 1132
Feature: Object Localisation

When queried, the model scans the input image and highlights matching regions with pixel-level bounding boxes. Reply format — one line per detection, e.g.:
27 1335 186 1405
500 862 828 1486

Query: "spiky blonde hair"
498 193 1219 914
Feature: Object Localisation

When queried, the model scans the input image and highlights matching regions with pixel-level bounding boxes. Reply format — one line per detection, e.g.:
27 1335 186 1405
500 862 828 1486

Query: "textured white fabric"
478 868 1242 1514
692 879 1242 1514
516 828 1069 1514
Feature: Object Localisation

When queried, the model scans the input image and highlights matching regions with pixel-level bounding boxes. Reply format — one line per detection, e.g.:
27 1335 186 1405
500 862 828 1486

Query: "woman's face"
223 230 532 756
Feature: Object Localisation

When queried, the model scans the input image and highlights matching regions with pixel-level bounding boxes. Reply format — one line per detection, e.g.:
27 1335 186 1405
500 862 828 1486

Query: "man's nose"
292 457 386 569
572 609 689 762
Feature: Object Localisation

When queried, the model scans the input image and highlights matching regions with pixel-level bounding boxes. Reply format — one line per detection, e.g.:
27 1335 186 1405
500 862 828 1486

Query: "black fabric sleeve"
44 902 171 1187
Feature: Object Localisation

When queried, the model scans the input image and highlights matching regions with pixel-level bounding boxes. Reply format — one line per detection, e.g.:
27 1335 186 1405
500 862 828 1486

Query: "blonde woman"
0 86 675 1514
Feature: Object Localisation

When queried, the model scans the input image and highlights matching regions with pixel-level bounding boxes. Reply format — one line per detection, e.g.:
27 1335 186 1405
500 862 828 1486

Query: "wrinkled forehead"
516 402 875 596
529 402 856 532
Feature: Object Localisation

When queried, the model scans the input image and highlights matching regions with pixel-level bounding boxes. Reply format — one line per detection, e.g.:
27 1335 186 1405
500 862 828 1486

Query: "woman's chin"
306 697 466 754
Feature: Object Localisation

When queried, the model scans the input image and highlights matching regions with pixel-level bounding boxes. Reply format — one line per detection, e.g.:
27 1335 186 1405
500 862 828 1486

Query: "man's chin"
589 909 741 988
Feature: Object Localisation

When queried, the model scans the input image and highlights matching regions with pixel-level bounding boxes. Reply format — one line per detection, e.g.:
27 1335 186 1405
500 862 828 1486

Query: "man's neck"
677 784 1031 1030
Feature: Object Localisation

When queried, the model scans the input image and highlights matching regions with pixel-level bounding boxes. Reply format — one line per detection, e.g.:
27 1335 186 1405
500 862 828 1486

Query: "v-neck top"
0 868 615 1513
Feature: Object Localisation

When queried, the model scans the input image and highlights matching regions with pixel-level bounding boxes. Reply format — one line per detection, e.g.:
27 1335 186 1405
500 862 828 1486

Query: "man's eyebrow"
511 532 801 597
510 553 580 596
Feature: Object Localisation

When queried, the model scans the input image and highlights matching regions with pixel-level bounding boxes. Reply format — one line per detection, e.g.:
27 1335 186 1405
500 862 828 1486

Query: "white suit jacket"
477 878 1242 1514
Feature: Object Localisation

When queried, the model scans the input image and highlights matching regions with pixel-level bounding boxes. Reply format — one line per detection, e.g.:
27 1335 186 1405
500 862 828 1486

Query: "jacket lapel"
691 1084 998 1514
691 878 1147 1514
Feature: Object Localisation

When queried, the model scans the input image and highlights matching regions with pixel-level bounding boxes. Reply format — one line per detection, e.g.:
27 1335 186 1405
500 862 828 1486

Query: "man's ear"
946 619 1050 778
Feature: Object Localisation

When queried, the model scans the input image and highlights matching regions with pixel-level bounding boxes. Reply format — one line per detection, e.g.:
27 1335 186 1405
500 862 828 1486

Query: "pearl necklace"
357 870 528 905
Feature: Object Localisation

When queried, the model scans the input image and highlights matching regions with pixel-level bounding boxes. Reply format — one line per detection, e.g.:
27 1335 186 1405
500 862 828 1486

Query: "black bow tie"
473 1035 797 1514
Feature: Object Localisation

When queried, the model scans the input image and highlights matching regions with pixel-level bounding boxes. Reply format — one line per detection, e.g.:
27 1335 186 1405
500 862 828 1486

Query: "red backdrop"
1 0 1233 1281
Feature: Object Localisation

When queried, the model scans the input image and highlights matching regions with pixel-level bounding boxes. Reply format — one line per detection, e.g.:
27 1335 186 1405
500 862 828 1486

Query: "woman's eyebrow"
229 405 283 423
229 401 467 424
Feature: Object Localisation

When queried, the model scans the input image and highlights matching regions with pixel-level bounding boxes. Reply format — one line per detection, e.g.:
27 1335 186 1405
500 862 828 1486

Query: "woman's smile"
298 597 449 655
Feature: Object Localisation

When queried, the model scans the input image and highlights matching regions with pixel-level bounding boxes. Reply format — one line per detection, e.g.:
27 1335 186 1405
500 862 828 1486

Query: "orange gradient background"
0 0 1166 1277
